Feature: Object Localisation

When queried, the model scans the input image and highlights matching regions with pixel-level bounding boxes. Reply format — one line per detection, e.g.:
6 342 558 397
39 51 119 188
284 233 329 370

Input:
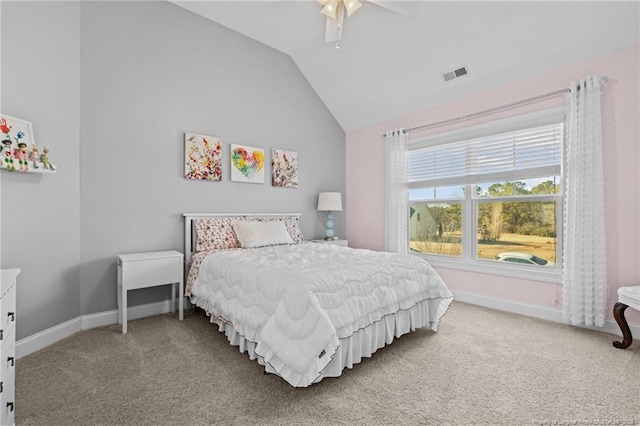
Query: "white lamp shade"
317 192 343 212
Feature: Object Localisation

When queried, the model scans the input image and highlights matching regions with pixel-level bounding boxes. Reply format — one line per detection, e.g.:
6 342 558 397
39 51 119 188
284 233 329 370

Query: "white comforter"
189 243 453 387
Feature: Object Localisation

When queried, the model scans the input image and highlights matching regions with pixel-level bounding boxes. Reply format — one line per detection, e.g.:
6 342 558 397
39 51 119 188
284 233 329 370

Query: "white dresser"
0 269 18 426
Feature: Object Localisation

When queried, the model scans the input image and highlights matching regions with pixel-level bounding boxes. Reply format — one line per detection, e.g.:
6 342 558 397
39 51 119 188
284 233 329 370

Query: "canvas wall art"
272 148 298 188
230 144 264 184
184 132 222 181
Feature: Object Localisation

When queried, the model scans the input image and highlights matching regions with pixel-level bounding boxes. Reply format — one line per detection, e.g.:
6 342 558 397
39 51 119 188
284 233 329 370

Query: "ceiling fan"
317 0 407 48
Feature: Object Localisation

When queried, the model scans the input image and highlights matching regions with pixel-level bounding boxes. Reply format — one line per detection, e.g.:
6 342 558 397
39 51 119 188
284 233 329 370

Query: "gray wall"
1 1 345 338
1 2 82 339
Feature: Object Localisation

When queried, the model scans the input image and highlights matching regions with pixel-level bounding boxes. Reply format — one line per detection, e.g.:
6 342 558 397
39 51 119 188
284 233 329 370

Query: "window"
407 110 564 278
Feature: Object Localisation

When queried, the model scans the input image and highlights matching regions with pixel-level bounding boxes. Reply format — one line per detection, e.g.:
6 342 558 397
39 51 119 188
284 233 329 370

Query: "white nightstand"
117 250 184 334
311 239 349 247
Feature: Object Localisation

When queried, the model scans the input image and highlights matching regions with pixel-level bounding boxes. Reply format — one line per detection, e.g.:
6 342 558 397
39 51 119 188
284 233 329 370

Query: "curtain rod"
382 76 609 138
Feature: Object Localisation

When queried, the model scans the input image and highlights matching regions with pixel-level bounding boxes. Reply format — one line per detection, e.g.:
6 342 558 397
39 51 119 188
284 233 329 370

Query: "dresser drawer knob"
7 313 14 322
7 402 13 412
0 330 3 341
0 382 3 393
7 357 14 367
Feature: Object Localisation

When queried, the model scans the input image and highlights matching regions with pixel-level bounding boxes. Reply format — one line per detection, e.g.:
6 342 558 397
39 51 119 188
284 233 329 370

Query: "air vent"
442 65 469 83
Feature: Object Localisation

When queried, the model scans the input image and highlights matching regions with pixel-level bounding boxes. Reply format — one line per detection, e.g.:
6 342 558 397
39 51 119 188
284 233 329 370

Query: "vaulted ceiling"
172 1 640 132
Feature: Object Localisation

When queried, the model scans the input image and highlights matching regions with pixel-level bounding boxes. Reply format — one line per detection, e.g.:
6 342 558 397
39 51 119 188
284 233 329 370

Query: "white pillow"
232 220 294 248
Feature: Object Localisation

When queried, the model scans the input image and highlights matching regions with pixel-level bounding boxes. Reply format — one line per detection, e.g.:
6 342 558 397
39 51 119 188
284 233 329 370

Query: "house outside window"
407 109 564 282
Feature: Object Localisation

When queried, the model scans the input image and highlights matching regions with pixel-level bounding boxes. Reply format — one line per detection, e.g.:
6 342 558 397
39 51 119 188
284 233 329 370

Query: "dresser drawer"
0 284 16 340
0 270 17 426
0 327 15 386
0 376 14 426
120 256 182 290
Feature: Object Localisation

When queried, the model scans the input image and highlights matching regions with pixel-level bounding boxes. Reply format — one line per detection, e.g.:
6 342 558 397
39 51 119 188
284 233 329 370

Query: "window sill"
412 253 562 284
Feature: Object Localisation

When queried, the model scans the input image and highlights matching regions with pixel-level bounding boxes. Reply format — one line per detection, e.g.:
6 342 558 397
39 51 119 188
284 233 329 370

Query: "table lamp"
317 192 343 240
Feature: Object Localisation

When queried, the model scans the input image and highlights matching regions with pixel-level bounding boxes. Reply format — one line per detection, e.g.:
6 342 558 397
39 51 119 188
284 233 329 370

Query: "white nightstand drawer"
120 256 182 291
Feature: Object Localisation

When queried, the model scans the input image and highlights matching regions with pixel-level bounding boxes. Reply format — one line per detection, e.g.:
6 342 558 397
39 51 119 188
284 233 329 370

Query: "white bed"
183 213 454 387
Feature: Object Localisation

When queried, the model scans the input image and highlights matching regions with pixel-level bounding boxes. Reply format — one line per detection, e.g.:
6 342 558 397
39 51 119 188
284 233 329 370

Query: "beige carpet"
16 302 640 425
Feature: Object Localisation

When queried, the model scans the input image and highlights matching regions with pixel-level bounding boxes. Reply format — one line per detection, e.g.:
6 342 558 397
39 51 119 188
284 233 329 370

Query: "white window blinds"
408 122 563 189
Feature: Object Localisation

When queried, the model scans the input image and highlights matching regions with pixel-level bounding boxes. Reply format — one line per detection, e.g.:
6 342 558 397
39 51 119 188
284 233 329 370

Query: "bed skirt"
200 296 452 385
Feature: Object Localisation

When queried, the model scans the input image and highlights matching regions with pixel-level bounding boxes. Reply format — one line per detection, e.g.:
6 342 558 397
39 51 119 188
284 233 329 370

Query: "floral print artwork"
230 144 264 184
184 132 222 181
272 149 298 188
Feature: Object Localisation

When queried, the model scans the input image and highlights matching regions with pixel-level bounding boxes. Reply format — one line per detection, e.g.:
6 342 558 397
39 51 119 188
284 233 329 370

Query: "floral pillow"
194 218 240 252
284 216 306 244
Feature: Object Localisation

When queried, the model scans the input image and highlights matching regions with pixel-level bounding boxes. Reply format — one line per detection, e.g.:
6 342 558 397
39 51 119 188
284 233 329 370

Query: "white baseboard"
16 299 189 359
15 316 82 359
16 292 639 359
80 298 178 330
452 290 640 338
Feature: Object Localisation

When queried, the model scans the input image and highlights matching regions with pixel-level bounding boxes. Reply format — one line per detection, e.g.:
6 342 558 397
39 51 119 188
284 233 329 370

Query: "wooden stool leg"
613 302 632 349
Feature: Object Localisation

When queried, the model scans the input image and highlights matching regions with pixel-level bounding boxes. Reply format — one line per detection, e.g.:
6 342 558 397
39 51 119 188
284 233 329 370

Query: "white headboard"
182 213 302 266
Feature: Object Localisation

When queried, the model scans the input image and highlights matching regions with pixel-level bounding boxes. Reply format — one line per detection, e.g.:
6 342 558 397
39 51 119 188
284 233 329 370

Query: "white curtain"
385 128 409 253
562 75 606 327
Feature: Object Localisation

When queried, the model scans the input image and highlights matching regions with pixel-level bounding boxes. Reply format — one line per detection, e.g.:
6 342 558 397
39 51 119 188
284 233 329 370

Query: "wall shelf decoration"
0 114 56 173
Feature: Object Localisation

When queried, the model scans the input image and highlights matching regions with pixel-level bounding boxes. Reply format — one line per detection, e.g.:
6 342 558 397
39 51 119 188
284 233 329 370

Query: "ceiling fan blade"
367 0 411 15
324 6 344 43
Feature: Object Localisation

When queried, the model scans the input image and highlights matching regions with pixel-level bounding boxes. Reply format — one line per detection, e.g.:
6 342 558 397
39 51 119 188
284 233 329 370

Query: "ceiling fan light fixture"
344 0 362 17
321 0 339 20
